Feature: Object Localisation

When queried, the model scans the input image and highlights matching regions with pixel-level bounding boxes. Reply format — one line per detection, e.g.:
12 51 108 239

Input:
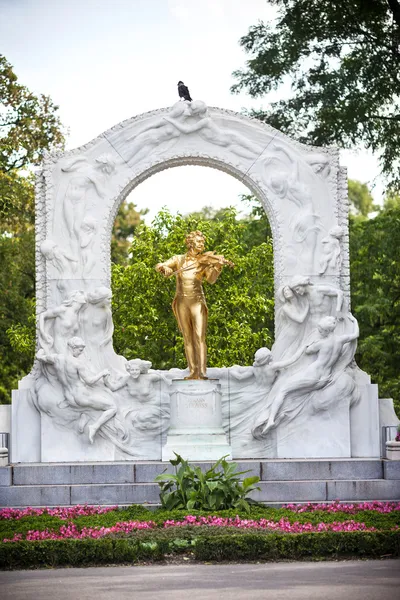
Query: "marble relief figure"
318 226 343 276
79 215 98 278
252 315 359 438
262 145 322 272
105 358 170 403
37 337 115 444
82 287 126 373
271 285 310 361
163 100 264 160
288 275 344 332
38 290 86 354
55 153 116 272
40 239 78 277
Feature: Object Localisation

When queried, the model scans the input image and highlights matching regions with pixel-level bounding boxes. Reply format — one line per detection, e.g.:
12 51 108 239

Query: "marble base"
386 441 400 460
162 379 232 461
0 448 8 466
276 393 351 458
350 382 380 458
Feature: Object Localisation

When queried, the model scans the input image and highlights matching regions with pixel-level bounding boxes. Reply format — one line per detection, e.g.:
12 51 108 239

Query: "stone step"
3 459 394 486
1 460 399 507
1 478 399 507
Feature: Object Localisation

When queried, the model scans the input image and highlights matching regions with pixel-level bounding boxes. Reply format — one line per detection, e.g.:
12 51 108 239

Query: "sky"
0 0 383 222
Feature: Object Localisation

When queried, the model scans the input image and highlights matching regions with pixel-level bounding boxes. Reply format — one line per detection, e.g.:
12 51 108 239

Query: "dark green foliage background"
111 207 274 369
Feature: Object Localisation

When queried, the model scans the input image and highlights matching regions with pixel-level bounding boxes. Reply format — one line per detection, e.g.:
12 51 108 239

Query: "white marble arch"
35 101 348 316
11 100 381 464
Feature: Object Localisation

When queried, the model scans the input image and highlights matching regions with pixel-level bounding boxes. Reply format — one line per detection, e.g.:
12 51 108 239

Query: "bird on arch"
177 81 192 102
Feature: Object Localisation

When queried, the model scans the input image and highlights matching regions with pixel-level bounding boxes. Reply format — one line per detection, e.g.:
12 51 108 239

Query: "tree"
231 1 400 191
0 55 65 173
348 180 378 218
111 208 275 369
350 204 400 415
0 55 65 402
0 230 36 403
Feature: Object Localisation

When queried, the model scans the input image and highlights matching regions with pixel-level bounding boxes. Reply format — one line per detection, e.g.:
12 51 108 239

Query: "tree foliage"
111 207 274 369
348 180 378 218
0 55 65 173
0 55 65 401
0 228 36 402
231 0 400 190
350 205 400 414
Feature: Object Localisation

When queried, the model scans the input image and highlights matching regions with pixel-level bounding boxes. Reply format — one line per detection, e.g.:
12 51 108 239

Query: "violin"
196 251 235 269
166 251 234 277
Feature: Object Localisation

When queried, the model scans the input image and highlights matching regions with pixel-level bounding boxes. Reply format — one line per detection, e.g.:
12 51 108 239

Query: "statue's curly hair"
185 230 205 249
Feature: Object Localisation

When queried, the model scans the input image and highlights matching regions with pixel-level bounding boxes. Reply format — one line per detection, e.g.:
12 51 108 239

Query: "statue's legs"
173 296 208 378
190 300 208 378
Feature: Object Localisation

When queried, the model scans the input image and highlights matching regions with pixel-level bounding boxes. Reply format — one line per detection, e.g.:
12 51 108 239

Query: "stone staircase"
0 459 399 507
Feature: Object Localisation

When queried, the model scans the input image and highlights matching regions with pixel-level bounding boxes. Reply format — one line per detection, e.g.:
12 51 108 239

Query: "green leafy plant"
155 454 260 513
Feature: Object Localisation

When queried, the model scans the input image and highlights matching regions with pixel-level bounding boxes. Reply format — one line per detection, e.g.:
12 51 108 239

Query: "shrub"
155 454 260 512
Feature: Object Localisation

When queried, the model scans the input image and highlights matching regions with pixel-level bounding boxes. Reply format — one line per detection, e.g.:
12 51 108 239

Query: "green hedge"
194 531 400 562
1 530 399 570
2 506 399 541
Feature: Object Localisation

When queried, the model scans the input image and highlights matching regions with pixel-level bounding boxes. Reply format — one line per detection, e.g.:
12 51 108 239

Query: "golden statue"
156 231 233 380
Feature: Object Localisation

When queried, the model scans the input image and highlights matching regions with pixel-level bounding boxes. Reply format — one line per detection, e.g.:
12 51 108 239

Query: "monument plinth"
162 380 232 461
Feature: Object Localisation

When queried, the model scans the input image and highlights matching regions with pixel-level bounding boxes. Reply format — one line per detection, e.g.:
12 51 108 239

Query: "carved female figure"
82 287 126 373
213 347 303 442
60 154 115 254
318 226 343 275
272 285 310 360
38 290 86 353
163 100 262 160
229 346 304 389
105 358 168 403
252 315 359 437
124 101 192 164
79 215 98 278
40 239 77 276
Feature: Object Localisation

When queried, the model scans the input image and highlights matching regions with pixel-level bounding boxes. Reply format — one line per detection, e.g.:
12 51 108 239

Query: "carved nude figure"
37 337 115 444
124 102 192 164
264 145 313 208
61 154 115 254
163 100 262 160
105 358 169 402
318 226 343 275
252 315 359 437
289 275 344 333
40 239 77 276
82 287 126 372
39 290 86 353
79 215 98 277
228 346 304 390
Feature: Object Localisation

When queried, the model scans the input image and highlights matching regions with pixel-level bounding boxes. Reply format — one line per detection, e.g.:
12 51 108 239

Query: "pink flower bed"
163 515 377 533
3 520 155 543
2 514 387 543
283 501 400 514
2 502 399 544
1 501 399 522
0 505 118 521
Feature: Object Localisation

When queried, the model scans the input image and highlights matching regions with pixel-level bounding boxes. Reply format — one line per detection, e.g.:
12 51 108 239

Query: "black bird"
177 81 192 102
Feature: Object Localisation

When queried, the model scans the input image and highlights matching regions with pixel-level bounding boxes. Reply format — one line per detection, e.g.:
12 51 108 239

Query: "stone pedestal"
386 440 400 460
162 380 232 461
